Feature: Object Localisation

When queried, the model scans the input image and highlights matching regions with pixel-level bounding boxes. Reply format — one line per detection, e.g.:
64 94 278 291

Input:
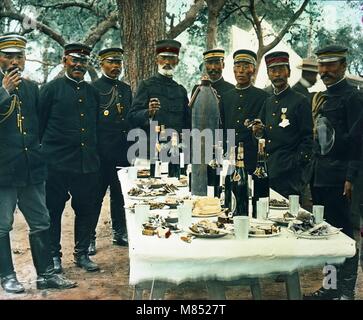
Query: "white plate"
248 231 281 238
287 227 340 239
128 196 157 200
192 211 223 218
269 205 289 210
188 230 228 238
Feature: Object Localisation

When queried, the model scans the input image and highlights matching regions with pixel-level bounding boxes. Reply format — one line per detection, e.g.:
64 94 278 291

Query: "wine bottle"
231 142 249 216
168 132 181 179
223 145 235 212
252 139 269 218
150 125 161 178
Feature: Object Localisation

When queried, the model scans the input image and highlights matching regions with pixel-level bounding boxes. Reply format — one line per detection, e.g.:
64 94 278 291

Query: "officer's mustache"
208 70 220 75
321 73 333 80
272 78 284 83
72 66 86 73
111 68 121 73
162 64 174 70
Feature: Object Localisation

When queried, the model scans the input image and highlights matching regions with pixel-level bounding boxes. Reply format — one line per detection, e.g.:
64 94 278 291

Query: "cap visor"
158 52 178 57
0 48 24 53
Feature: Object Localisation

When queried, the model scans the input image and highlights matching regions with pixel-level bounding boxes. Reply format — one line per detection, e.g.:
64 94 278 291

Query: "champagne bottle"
231 142 249 216
150 125 161 178
168 132 181 179
252 139 269 218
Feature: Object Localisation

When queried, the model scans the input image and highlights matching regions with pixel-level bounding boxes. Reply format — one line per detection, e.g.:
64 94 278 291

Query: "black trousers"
90 159 126 240
45 169 99 258
311 186 353 237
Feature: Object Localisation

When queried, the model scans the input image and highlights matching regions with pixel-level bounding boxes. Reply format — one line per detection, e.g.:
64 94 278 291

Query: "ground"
1 192 362 300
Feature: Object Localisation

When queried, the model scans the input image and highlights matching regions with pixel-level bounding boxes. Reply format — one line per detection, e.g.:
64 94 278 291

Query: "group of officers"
0 33 362 300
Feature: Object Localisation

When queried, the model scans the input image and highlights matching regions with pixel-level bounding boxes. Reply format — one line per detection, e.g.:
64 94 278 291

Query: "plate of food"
192 197 223 217
288 222 341 239
269 199 289 210
269 211 296 226
188 220 230 238
249 224 281 238
137 169 150 178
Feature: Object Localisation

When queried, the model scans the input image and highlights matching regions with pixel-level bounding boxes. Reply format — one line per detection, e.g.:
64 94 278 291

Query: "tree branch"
0 11 66 46
250 0 263 48
166 0 204 39
26 58 58 67
37 2 94 10
264 0 309 53
218 3 249 26
83 11 118 47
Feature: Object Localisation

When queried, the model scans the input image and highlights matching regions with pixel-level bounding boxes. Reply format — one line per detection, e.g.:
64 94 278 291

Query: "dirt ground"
1 191 363 300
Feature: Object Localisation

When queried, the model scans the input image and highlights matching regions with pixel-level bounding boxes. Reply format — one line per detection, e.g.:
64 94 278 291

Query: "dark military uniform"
221 86 268 173
127 73 190 138
292 81 309 98
91 75 132 244
312 78 363 234
39 75 100 259
259 87 313 197
192 77 234 99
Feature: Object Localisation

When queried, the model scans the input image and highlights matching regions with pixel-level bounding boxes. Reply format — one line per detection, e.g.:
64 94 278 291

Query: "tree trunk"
117 0 166 92
205 0 227 50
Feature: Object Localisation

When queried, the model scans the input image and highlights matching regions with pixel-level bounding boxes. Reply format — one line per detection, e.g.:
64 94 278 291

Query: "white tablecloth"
118 166 356 285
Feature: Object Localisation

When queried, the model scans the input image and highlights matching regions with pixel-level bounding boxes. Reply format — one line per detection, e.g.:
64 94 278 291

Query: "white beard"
158 64 175 77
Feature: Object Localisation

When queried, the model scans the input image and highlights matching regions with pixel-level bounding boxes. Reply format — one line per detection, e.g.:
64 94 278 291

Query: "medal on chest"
279 107 290 128
116 103 123 114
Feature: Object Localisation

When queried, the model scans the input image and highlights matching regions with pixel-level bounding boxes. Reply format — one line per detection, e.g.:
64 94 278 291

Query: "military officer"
0 34 76 293
252 51 313 198
191 48 234 99
39 43 100 273
304 45 363 300
220 49 268 174
127 39 189 154
89 48 132 254
292 57 319 101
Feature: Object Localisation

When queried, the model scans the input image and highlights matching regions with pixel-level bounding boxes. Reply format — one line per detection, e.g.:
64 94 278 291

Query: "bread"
193 197 221 215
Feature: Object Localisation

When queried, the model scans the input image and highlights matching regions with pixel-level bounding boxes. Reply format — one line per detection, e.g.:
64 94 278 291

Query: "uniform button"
16 87 19 91
237 120 240 123
21 116 25 120
81 143 85 146
275 101 278 104
121 118 125 120
115 85 118 88
266 153 269 157
122 130 126 133
236 133 239 136
272 113 276 116
268 139 271 143
81 128 85 132
119 95 122 98
238 107 241 110
80 113 84 117
77 87 80 90
23 132 27 135
19 101 22 105
24 147 28 151
239 94 243 97
78 99 83 103
269 126 272 130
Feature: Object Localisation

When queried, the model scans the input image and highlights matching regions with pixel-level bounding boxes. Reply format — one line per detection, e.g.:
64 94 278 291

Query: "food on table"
189 220 223 235
137 169 150 178
156 227 171 238
192 197 222 215
249 224 280 236
269 199 289 208
217 214 233 224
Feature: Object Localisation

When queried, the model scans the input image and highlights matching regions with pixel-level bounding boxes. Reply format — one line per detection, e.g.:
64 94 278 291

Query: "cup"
233 216 249 240
127 166 138 181
183 199 194 210
313 205 324 224
289 195 300 215
177 204 192 230
257 198 269 220
134 204 150 228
